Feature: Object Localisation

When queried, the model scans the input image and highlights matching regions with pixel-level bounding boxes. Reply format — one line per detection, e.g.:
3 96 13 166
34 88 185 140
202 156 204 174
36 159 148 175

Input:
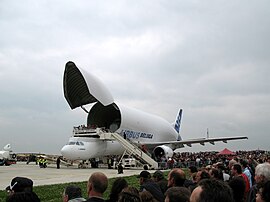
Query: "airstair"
97 129 158 169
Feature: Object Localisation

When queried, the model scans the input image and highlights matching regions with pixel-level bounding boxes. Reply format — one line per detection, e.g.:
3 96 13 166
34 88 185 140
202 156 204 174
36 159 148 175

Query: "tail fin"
3 144 12 151
174 109 183 140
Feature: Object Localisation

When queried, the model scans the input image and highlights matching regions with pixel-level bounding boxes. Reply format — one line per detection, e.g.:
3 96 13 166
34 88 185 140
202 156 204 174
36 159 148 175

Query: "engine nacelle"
153 145 173 160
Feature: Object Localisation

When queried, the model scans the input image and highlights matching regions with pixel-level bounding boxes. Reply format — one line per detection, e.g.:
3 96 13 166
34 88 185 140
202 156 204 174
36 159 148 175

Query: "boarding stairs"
97 129 158 169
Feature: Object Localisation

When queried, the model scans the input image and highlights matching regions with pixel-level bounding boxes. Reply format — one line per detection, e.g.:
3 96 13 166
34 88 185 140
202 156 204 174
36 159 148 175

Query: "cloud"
0 0 269 153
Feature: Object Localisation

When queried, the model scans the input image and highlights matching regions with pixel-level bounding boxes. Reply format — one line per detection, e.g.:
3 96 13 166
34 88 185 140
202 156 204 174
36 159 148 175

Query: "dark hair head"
189 166 198 173
261 181 270 202
153 170 164 180
198 179 234 202
210 168 224 181
228 177 245 202
241 160 248 168
118 186 141 202
6 191 40 202
139 190 155 202
165 187 191 202
64 185 82 200
200 171 210 180
108 177 128 201
233 164 242 174
6 177 33 193
138 171 151 179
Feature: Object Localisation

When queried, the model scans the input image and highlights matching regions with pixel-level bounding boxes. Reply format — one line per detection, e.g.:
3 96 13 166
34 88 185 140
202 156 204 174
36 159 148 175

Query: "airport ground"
0 162 144 191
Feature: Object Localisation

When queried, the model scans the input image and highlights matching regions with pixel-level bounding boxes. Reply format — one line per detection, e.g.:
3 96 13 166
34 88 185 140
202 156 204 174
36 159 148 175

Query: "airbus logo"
122 130 153 139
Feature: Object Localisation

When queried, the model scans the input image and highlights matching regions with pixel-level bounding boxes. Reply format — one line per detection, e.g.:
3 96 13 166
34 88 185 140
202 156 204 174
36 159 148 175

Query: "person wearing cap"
6 191 40 202
6 177 40 202
6 177 34 194
152 170 168 194
138 170 164 202
63 184 86 202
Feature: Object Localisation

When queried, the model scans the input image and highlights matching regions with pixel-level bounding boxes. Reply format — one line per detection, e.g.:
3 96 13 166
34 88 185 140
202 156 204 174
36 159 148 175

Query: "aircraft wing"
142 136 248 150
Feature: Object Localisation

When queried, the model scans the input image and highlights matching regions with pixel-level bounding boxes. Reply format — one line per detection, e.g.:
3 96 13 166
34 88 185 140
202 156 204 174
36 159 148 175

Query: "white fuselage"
61 104 179 160
61 136 124 160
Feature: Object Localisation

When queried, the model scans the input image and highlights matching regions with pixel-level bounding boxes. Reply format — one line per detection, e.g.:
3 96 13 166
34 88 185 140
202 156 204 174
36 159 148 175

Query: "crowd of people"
4 150 270 202
158 150 270 169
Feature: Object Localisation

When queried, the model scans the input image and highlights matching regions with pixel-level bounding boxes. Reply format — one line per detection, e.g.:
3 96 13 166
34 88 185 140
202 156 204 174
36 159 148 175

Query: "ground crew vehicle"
121 155 137 168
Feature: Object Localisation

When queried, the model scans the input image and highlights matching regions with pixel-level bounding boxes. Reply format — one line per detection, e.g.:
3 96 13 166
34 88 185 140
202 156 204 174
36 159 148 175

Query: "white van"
121 155 137 168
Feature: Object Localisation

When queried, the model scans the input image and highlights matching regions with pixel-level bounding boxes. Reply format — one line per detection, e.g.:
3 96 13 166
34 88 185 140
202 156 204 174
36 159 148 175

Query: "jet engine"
153 145 174 160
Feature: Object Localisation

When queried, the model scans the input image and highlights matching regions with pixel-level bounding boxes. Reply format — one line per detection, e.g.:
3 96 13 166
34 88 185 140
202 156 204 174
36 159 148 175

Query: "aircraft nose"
61 145 73 159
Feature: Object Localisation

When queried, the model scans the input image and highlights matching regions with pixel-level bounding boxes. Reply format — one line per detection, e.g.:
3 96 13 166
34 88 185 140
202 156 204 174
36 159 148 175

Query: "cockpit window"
67 141 84 146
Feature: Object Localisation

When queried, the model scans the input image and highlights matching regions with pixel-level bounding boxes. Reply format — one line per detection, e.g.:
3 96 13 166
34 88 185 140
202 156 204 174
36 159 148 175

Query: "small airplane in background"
61 61 248 163
0 144 17 166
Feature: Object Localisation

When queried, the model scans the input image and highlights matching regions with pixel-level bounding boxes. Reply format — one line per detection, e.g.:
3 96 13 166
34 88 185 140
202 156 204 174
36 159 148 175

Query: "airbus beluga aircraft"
61 61 248 161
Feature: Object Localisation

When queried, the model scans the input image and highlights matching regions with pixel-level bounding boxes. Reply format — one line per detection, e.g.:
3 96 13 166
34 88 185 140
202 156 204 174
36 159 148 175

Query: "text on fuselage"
122 130 153 139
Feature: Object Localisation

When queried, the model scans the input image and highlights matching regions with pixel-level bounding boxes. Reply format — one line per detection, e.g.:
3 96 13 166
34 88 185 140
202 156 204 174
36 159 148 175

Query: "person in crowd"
194 170 210 184
256 180 270 202
188 166 198 177
190 179 234 202
205 165 212 172
118 186 141 202
152 170 168 194
231 163 250 199
167 168 186 188
241 159 253 188
138 170 164 202
6 191 40 202
167 158 174 169
63 184 86 202
6 176 40 202
165 186 191 202
247 163 270 202
139 190 157 202
229 159 237 170
209 167 224 181
228 175 246 202
188 166 198 183
216 163 230 182
86 172 108 202
106 177 128 202
6 177 34 194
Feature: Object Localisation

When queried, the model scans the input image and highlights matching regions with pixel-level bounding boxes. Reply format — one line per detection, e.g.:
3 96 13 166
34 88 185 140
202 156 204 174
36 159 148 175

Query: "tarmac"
0 162 146 190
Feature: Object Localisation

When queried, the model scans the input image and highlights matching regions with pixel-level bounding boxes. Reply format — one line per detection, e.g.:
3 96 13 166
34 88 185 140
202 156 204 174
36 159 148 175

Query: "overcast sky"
1 0 269 154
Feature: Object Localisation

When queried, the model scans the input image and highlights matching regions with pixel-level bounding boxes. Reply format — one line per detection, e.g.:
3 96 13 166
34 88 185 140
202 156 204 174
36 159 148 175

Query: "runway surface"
0 162 144 190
